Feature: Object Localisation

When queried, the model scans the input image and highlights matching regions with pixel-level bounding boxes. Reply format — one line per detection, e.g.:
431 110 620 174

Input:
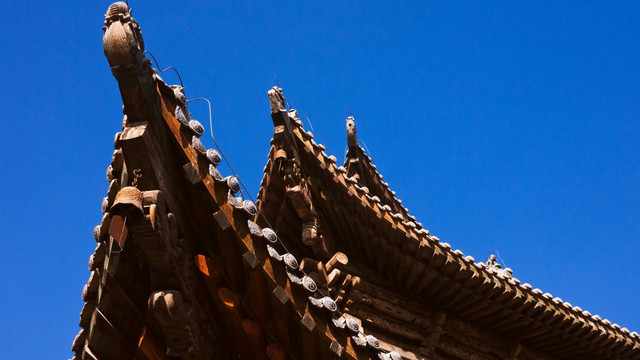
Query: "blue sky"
0 1 638 358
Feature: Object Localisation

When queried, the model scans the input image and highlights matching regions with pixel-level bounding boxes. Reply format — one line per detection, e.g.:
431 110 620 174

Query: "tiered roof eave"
257 86 640 359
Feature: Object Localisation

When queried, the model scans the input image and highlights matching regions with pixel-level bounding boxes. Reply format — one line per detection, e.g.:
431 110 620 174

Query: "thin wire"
187 98 230 175
304 116 318 136
145 50 184 87
110 217 127 254
273 72 280 88
495 250 507 269
186 97 277 228
304 116 334 157
358 140 373 159
187 97 290 251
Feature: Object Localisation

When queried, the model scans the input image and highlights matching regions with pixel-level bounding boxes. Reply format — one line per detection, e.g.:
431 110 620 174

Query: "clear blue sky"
0 1 638 358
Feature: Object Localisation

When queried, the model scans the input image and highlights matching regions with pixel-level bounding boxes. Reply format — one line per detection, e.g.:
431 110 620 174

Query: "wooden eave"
344 145 409 221
257 91 640 360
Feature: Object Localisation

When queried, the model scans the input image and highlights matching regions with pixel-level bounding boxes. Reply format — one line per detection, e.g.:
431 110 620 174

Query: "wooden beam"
135 327 168 360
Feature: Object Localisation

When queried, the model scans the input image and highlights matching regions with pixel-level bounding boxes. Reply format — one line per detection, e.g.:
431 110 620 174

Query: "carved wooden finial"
103 2 145 73
486 255 501 270
345 115 360 162
268 86 286 114
346 116 357 148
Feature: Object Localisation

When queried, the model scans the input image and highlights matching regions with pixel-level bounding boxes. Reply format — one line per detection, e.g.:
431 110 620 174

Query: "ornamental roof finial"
268 86 286 114
346 116 358 150
103 2 145 72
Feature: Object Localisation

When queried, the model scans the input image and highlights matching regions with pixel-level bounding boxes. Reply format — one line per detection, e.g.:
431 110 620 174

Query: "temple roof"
75 3 639 360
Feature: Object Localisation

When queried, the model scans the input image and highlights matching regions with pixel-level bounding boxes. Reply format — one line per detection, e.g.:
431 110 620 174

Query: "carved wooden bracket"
300 252 357 306
419 311 446 357
128 190 215 359
279 158 333 256
148 290 196 356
